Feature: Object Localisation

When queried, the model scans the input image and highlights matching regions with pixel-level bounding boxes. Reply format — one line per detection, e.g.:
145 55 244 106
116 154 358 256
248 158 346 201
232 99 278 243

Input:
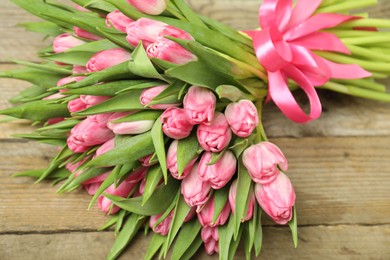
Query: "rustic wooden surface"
1 0 390 259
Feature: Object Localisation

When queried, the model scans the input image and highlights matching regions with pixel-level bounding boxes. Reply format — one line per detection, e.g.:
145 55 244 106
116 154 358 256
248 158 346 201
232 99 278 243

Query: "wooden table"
1 0 390 259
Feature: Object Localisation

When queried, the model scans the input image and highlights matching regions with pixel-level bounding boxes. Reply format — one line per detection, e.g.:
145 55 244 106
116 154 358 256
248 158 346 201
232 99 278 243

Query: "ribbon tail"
268 69 322 123
320 58 372 79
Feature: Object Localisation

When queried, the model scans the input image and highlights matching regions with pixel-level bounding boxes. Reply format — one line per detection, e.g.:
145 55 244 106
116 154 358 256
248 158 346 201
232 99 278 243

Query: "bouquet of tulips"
2 0 390 259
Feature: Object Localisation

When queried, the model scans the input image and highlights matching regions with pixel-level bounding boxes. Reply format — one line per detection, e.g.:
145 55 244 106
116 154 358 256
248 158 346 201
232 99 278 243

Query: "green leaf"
36 146 73 182
228 226 243 260
13 167 70 181
0 68 64 88
65 80 161 96
142 166 163 206
95 26 133 51
234 160 253 239
11 60 72 75
67 39 119 53
162 194 191 257
171 0 207 28
18 21 62 36
72 0 116 13
177 132 200 176
151 117 168 183
98 214 118 231
144 233 166 260
113 110 162 123
289 206 298 248
216 85 254 102
106 214 146 260
105 177 179 215
212 185 230 224
58 167 107 193
180 235 203 260
246 205 257 257
0 100 69 122
115 210 129 235
66 62 136 89
9 85 48 104
254 207 263 257
229 137 250 158
128 43 166 81
218 215 235 260
41 51 94 66
38 119 80 132
88 162 136 209
207 149 226 165
88 132 154 167
74 89 145 116
171 219 202 260
165 61 240 90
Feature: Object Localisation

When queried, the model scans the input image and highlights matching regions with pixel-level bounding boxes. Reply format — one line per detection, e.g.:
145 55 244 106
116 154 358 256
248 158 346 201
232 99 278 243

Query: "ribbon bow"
248 0 371 123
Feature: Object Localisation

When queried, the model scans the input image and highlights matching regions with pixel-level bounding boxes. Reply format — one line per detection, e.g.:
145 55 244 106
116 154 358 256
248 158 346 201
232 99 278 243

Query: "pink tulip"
126 18 167 47
197 197 230 227
225 100 259 137
106 10 134 32
73 26 102 41
166 140 197 180
181 163 211 207
95 138 115 158
80 95 110 107
68 98 88 113
228 179 255 222
75 5 90 12
43 93 66 100
242 142 288 184
47 117 65 125
98 168 147 214
67 115 114 153
86 48 132 72
57 76 86 87
197 112 232 153
159 25 193 41
150 210 174 236
255 172 296 225
198 151 237 190
53 33 85 53
139 154 155 167
183 86 216 125
72 65 88 74
140 85 180 109
201 226 219 255
184 207 197 222
161 107 193 139
107 112 154 135
84 182 102 195
147 37 196 65
126 0 168 15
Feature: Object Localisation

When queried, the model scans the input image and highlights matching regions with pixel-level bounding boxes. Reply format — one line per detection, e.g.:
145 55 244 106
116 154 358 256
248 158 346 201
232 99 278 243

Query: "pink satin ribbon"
248 0 371 123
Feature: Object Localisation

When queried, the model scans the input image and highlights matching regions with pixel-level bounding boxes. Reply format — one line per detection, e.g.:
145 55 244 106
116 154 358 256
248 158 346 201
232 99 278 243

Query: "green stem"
317 0 377 13
166 5 187 21
335 78 386 92
341 36 390 46
346 44 390 62
322 81 390 102
339 19 390 29
255 100 268 142
328 30 390 38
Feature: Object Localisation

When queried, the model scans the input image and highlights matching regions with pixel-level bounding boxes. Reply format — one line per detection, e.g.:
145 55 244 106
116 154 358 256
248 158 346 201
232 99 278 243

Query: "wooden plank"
1 225 389 259
1 0 389 62
1 137 389 233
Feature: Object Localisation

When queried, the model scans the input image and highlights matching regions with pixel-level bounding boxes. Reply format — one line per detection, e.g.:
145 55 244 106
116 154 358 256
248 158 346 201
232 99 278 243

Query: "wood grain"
1 225 389 259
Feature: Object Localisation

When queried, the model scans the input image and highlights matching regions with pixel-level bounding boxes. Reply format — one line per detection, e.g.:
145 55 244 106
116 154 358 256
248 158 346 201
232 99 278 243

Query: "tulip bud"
184 207 197 222
68 98 88 113
73 26 102 41
140 85 180 110
72 65 88 74
147 38 196 65
225 100 259 137
43 93 66 100
201 226 219 255
197 197 231 227
183 86 216 125
150 210 174 236
198 151 237 190
53 33 85 53
139 154 155 167
166 140 197 180
181 163 211 207
228 179 255 222
242 142 288 184
159 25 193 41
67 115 114 153
126 18 167 47
197 112 232 153
86 48 132 72
106 10 134 33
161 107 193 139
98 168 147 214
107 112 154 135
255 172 296 225
57 76 86 87
80 95 110 107
84 182 102 196
47 117 65 125
95 138 115 158
126 0 168 15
